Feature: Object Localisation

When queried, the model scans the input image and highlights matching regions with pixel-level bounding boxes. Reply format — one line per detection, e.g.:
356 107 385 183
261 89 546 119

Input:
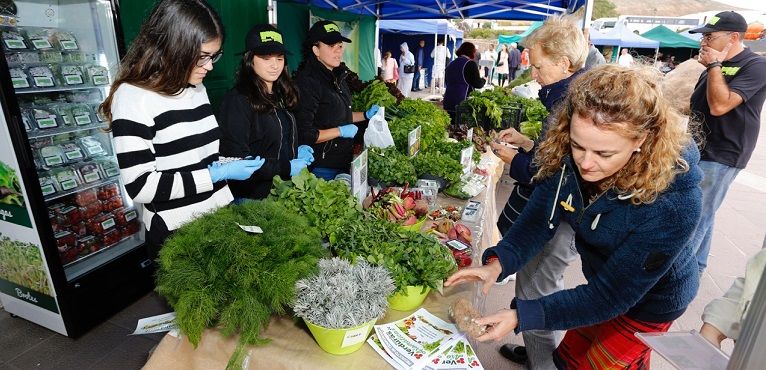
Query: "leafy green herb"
413 149 463 185
368 146 417 186
329 217 456 292
155 200 329 359
519 121 543 141
443 182 471 200
351 80 397 111
269 170 362 238
0 161 23 206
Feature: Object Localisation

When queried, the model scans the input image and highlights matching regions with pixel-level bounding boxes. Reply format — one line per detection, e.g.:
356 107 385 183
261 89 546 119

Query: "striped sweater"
110 83 233 238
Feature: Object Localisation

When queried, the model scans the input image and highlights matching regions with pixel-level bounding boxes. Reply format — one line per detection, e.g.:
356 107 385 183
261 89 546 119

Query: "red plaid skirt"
553 314 672 369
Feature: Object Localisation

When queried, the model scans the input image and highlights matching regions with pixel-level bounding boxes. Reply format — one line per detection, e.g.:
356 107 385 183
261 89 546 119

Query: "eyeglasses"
196 50 223 67
701 32 732 43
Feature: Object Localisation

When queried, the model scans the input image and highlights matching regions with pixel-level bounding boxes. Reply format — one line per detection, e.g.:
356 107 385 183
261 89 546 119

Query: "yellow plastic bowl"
304 318 376 355
399 217 426 233
387 285 431 311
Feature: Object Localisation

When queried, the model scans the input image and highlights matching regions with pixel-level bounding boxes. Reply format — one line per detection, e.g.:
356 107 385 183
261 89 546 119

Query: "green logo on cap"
708 16 720 25
260 31 283 44
323 24 340 33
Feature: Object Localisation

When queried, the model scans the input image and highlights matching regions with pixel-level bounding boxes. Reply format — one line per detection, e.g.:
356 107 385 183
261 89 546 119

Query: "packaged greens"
54 31 79 50
2 29 28 50
63 51 88 64
39 50 63 63
9 67 30 89
40 144 65 167
85 65 109 85
28 65 56 88
25 28 56 50
60 65 84 86
6 52 39 64
70 105 93 126
31 107 59 129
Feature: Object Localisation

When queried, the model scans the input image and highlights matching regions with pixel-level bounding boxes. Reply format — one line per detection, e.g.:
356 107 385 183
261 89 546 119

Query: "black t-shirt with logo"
690 48 766 169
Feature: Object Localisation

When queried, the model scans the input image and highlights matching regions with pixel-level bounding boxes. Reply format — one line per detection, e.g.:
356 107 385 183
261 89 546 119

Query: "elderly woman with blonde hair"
489 15 588 368
448 64 702 369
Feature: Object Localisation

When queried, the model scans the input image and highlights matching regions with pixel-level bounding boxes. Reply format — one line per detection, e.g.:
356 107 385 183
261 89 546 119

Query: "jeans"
514 222 578 369
690 160 740 273
311 167 342 181
413 68 421 90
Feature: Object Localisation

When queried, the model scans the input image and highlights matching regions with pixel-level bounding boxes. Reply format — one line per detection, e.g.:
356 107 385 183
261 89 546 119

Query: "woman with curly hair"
446 64 702 369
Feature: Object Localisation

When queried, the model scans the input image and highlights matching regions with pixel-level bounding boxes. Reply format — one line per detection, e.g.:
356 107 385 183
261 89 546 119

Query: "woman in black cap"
294 20 379 180
218 24 315 200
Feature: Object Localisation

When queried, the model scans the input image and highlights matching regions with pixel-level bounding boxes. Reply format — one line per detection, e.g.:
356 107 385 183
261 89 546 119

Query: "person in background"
100 0 265 259
374 47 382 78
688 11 766 273
398 42 416 98
490 16 587 368
700 236 766 349
381 50 399 83
442 42 485 124
482 44 497 84
413 39 426 91
447 64 703 370
508 42 521 80
294 20 379 181
431 40 451 93
495 44 509 87
218 24 314 201
519 47 530 74
583 29 606 69
618 48 634 66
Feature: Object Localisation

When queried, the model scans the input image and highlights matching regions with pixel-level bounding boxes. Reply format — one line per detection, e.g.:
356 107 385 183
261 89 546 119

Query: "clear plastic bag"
363 107 395 149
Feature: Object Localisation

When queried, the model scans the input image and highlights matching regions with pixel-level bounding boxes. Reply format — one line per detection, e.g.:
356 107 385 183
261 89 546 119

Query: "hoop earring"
634 148 641 153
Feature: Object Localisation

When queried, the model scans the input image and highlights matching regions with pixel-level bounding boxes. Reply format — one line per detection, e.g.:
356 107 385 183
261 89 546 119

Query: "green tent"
497 21 543 45
641 25 700 49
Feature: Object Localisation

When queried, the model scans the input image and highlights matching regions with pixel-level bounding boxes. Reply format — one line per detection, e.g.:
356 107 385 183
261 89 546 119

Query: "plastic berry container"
99 229 121 247
102 196 124 212
120 220 141 238
113 207 138 226
79 200 102 219
56 205 82 227
73 188 98 207
86 213 116 235
97 182 120 200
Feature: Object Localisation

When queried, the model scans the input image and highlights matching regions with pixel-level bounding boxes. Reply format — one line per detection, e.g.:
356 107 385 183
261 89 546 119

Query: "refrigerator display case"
0 0 154 337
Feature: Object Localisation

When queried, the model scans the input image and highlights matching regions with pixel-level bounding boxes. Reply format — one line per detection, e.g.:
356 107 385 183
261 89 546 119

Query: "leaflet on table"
368 333 484 370
368 308 484 369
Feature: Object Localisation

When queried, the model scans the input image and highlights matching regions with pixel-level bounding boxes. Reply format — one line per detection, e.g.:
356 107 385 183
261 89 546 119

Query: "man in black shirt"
688 11 766 273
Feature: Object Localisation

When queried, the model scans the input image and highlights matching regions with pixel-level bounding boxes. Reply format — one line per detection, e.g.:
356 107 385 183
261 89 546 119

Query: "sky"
714 0 766 12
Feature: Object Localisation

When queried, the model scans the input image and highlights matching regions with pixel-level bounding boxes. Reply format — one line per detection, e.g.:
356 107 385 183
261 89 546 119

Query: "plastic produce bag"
363 107 395 148
511 83 536 99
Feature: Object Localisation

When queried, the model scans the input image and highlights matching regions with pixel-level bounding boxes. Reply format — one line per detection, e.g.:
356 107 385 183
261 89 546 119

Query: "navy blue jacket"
485 145 702 331
510 69 585 184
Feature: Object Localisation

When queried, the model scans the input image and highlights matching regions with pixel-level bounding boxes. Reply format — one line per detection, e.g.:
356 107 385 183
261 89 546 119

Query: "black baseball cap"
308 20 351 44
689 11 748 33
245 24 288 55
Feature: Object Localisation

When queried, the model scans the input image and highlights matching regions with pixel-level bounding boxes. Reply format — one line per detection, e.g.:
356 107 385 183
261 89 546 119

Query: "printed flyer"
368 308 484 370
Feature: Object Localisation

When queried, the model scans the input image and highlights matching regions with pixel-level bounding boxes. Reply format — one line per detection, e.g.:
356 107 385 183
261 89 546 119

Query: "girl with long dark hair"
218 24 314 200
99 0 265 257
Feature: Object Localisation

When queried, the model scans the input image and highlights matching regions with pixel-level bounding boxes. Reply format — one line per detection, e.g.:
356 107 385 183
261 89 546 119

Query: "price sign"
408 125 422 157
460 146 474 174
351 149 369 205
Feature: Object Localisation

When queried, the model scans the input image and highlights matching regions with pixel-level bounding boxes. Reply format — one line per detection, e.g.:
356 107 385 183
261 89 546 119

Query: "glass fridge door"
2 0 143 282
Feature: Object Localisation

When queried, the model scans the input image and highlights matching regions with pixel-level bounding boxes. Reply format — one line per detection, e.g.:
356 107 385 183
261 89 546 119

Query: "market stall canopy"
280 0 584 20
497 21 543 44
589 27 621 46
641 25 700 48
379 19 463 38
600 19 660 48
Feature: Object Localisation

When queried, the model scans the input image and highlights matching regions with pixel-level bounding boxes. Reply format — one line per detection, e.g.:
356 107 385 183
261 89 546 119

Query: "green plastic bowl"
387 285 431 311
304 318 376 355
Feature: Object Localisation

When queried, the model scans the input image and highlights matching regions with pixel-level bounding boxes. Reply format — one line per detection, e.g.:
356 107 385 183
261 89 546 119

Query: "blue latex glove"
365 104 381 120
338 124 358 138
208 157 265 182
290 159 309 177
297 145 314 164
